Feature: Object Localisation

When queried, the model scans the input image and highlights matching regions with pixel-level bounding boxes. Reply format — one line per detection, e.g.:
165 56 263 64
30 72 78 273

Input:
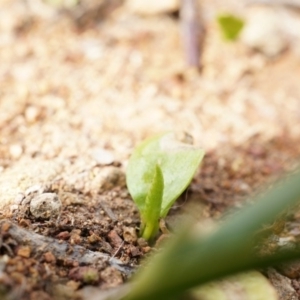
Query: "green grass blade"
124 170 300 300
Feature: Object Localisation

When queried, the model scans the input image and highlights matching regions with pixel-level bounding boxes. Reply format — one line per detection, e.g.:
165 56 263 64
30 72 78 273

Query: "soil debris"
1 0 300 299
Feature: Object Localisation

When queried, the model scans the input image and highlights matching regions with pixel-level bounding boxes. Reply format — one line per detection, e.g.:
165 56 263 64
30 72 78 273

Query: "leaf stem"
140 164 164 241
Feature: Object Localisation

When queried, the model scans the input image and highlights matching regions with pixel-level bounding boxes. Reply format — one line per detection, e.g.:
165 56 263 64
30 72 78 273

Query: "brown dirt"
1 0 300 299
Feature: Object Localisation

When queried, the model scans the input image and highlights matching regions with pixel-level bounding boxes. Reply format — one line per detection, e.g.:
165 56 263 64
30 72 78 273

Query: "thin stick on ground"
0 220 134 276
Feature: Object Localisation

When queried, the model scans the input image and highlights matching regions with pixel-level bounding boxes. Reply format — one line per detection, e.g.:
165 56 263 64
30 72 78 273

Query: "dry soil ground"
1 0 300 299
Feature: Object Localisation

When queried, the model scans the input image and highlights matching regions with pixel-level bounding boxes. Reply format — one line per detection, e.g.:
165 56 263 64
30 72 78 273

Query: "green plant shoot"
126 132 205 240
217 13 244 41
140 164 164 241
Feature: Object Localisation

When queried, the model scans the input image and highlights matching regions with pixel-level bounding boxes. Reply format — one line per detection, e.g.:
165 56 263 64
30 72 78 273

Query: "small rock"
17 246 31 258
19 218 31 227
88 232 101 244
70 229 82 245
122 226 138 243
92 148 115 165
142 246 151 253
30 193 62 219
241 7 287 57
278 236 295 247
107 230 123 248
126 0 179 15
9 144 23 159
25 105 40 123
43 251 56 264
56 231 70 240
1 222 11 233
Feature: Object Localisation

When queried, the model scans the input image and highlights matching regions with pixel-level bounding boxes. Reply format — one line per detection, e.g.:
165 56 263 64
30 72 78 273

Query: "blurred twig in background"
180 0 205 69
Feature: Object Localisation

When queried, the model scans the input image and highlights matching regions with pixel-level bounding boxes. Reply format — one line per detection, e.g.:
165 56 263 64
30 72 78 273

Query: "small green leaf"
217 14 244 41
141 164 164 241
126 132 205 218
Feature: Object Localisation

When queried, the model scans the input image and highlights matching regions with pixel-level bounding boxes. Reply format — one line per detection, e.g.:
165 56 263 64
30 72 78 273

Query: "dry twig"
0 220 134 276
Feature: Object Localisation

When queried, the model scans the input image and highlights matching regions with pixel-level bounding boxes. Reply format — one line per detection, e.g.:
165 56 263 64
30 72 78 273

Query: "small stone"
278 236 295 247
43 251 56 264
19 218 31 227
142 246 151 253
9 144 23 159
70 229 82 245
30 193 62 219
122 226 138 243
17 246 31 258
25 105 40 123
56 231 70 240
1 222 11 233
107 230 123 248
87 233 101 244
241 8 287 57
92 148 115 165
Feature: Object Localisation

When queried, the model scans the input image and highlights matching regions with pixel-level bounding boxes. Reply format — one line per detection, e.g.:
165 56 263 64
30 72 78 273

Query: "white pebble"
92 148 115 165
25 106 40 123
9 144 23 159
241 8 287 57
30 193 62 219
